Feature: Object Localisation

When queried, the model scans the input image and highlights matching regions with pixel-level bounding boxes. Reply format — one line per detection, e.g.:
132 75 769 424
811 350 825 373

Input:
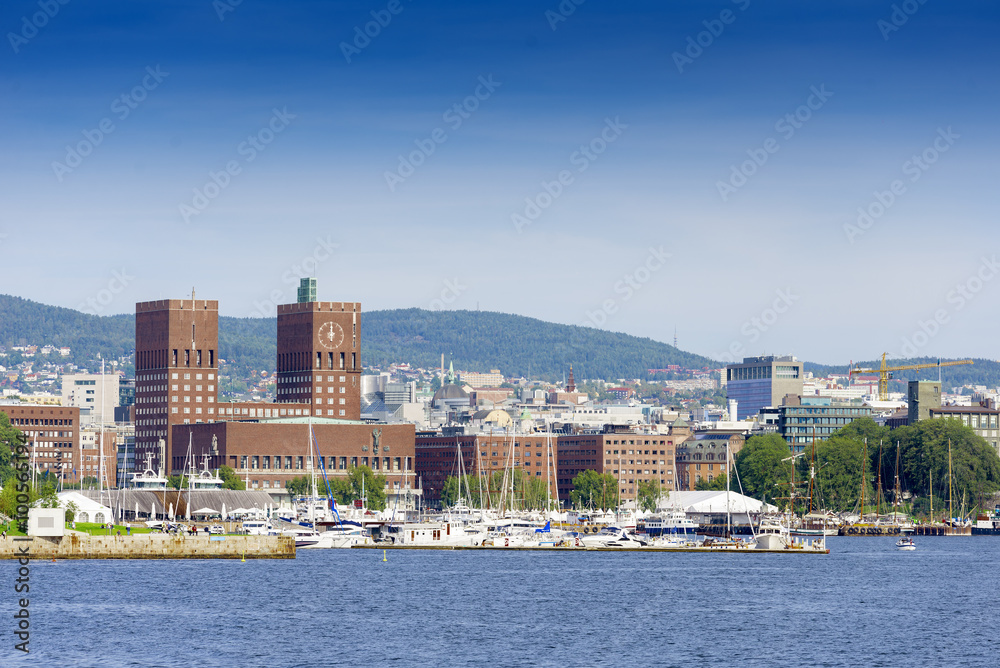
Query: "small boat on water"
896 537 916 551
755 518 791 550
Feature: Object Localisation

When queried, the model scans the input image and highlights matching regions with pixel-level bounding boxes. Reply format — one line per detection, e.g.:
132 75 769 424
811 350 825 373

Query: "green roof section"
297 277 317 303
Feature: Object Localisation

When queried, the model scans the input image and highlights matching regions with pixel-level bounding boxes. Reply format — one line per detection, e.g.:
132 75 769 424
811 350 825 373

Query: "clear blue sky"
1 0 997 364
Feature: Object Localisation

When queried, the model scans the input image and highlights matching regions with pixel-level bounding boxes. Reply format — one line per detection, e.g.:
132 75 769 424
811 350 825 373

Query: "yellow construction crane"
848 353 973 401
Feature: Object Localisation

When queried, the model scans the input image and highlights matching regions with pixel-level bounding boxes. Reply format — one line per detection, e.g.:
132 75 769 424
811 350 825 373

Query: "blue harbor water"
13 537 1000 667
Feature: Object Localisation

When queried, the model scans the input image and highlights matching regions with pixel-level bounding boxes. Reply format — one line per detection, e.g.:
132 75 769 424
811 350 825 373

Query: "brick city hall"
133 279 415 492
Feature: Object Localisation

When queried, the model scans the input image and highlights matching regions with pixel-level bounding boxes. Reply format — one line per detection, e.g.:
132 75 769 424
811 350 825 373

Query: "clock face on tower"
318 321 345 349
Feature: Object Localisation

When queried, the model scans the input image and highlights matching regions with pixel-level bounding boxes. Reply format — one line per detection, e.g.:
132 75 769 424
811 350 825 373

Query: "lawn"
71 522 153 535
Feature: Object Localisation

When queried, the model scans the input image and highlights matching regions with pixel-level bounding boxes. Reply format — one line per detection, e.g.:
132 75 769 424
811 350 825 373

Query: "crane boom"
848 353 973 401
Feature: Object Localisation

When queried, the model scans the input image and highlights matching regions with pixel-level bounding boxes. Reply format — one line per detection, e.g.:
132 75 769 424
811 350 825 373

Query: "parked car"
207 525 225 535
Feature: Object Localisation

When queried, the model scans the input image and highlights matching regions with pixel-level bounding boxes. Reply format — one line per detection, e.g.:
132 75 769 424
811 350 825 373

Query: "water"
12 537 1000 667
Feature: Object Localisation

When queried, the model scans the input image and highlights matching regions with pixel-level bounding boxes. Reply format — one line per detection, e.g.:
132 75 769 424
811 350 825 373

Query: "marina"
12 537 999 668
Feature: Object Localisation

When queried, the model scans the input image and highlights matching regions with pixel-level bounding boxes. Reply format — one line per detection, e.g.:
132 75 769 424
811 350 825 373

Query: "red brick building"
134 298 219 473
276 299 361 420
172 419 415 491
415 432 559 505
1 405 80 482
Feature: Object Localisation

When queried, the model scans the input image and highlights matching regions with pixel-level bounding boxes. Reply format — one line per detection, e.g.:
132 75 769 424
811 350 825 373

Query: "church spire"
566 365 576 393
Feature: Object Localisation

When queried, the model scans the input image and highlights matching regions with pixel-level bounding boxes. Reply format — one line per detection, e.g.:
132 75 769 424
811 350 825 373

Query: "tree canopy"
569 470 619 510
734 434 792 506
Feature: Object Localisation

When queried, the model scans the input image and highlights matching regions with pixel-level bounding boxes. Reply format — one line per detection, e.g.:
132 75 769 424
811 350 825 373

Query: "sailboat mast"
860 438 867 519
875 439 884 518
929 467 933 523
948 439 954 523
726 439 731 539
893 441 901 518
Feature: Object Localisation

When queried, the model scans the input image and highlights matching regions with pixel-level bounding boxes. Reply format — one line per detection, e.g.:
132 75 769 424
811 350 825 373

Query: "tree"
636 479 660 512
63 500 79 523
734 434 792 506
0 412 26 483
219 465 245 490
348 466 388 511
167 475 183 490
695 473 727 491
569 469 619 510
895 418 1000 512
440 475 463 508
329 477 354 507
810 436 874 513
285 476 310 497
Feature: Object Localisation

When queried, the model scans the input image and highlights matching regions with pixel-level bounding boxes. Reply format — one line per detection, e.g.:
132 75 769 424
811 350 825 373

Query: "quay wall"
0 534 295 559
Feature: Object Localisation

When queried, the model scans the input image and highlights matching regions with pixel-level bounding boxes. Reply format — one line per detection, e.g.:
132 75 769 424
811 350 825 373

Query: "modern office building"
777 396 872 452
61 373 120 425
725 355 803 420
134 296 220 474
276 278 361 420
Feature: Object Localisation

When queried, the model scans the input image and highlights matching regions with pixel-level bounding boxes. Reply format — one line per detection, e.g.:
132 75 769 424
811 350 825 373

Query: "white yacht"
755 518 791 550
388 521 487 547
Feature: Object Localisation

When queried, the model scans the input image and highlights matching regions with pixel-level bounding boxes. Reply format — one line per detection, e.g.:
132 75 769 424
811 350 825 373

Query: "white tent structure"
657 491 777 525
57 491 113 525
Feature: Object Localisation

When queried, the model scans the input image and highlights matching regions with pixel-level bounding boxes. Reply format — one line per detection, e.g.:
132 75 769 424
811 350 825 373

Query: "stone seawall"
0 534 295 559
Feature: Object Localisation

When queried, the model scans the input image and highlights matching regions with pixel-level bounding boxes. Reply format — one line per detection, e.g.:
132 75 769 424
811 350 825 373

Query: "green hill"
0 295 713 381
4 294 996 388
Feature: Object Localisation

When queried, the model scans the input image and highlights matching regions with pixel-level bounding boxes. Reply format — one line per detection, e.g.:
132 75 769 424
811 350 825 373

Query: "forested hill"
362 309 715 380
0 296 714 381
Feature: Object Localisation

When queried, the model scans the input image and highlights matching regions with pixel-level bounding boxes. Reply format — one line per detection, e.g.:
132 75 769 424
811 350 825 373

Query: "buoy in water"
382 550 387 562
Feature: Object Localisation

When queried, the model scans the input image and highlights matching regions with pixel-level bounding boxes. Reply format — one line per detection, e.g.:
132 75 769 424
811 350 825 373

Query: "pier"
0 534 295 560
352 544 828 554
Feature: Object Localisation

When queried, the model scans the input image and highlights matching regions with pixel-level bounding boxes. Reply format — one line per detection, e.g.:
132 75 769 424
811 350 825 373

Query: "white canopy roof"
57 491 112 517
658 490 777 515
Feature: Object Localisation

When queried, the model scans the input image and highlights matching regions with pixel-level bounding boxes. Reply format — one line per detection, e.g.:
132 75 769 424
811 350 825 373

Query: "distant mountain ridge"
0 295 713 381
3 295 997 388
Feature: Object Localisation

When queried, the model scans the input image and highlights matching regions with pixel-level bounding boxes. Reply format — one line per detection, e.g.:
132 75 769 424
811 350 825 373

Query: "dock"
351 544 828 554
0 534 295 559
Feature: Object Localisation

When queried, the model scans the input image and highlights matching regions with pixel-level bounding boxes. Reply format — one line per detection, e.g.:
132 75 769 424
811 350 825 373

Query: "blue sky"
1 0 998 365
